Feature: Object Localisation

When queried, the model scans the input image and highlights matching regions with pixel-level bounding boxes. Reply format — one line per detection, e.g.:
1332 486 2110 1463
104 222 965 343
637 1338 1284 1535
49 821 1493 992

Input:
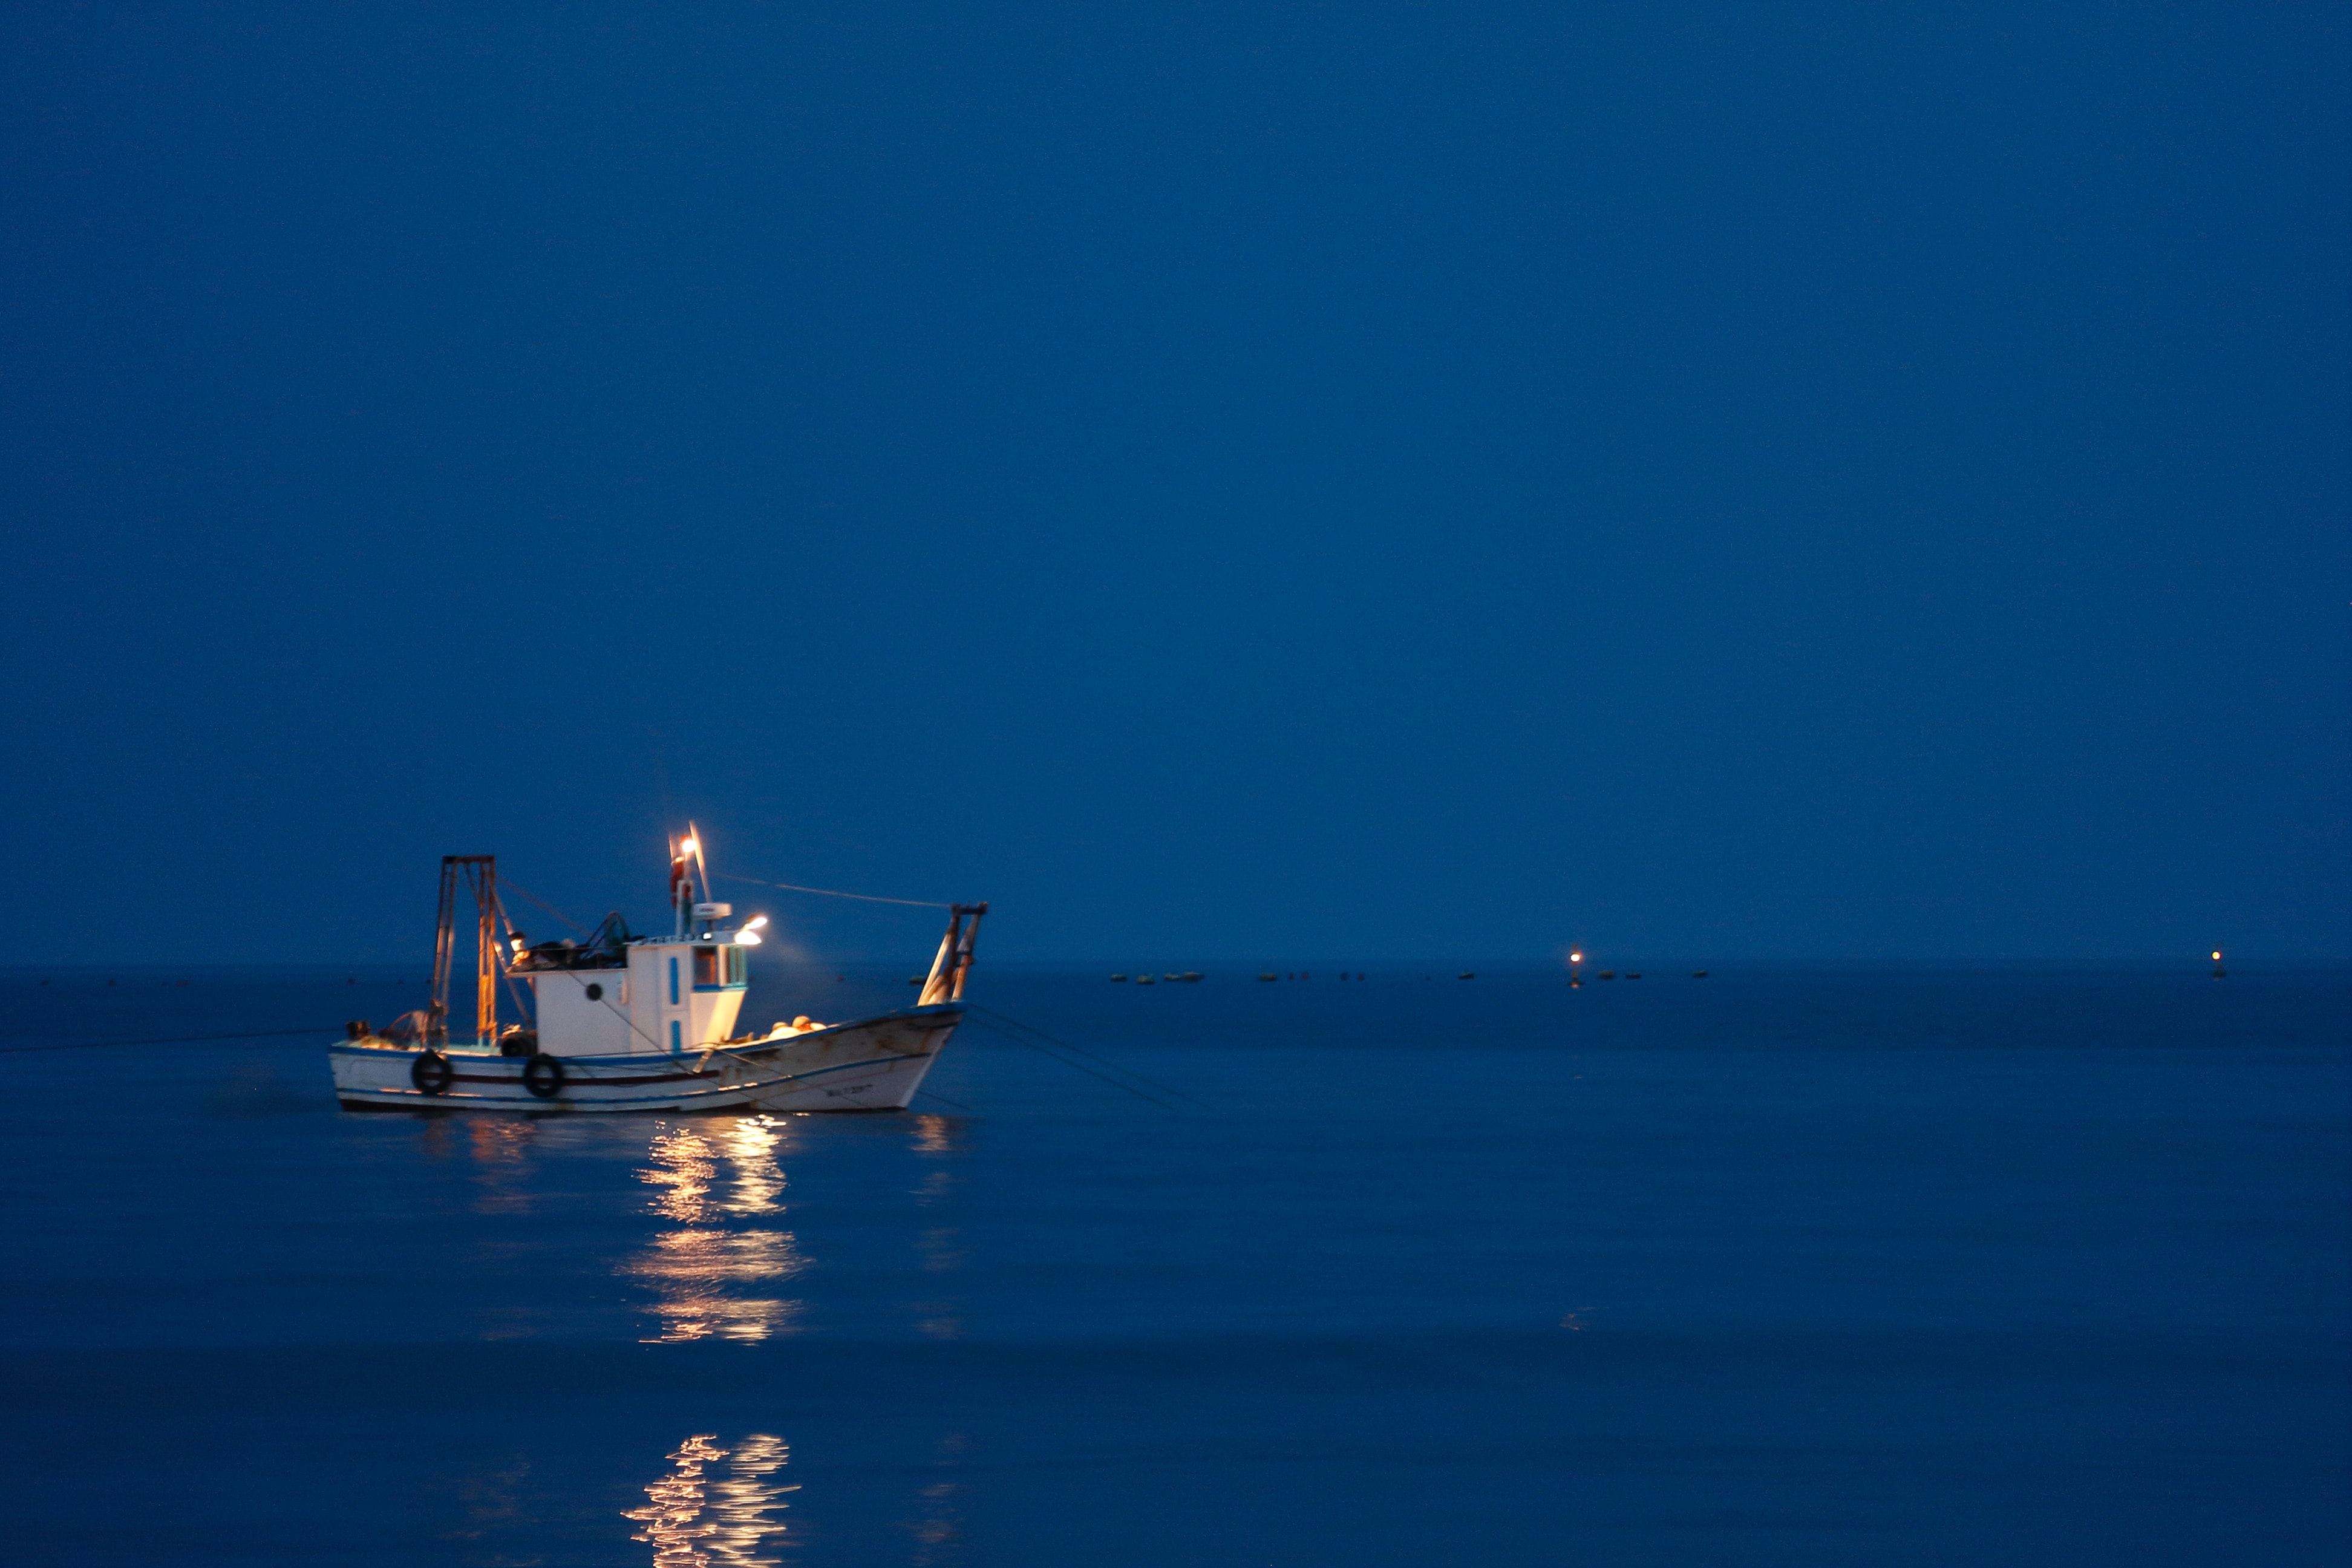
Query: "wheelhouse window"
725 946 748 987
693 946 720 987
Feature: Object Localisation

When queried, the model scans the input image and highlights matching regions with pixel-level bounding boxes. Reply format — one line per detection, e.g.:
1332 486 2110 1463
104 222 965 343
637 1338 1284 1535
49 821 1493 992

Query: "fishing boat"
328 835 983 1113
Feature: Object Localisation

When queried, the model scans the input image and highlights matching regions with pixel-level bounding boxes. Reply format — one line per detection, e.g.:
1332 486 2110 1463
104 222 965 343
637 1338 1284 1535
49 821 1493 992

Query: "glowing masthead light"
681 837 699 856
2212 951 2221 961
1569 950 1583 963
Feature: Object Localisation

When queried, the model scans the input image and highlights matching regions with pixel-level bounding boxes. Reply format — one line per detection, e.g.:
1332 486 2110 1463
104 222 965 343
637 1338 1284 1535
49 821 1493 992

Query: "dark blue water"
2 965 2345 1565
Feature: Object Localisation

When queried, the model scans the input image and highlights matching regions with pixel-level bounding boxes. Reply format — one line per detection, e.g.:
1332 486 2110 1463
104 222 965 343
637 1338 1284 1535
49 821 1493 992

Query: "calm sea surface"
1 964 2345 1565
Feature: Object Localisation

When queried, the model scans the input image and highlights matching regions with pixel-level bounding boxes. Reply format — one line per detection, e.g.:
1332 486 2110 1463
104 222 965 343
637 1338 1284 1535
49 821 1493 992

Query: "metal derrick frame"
430 855 501 1048
917 902 988 1007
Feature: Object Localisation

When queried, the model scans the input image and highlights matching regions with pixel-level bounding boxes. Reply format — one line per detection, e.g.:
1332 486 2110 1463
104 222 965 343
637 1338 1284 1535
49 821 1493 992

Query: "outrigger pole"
917 903 988 1007
431 855 500 1048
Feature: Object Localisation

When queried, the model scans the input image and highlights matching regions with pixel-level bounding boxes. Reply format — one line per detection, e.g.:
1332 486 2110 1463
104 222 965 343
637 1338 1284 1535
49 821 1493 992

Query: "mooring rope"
960 1017 1181 1108
962 1005 1212 1111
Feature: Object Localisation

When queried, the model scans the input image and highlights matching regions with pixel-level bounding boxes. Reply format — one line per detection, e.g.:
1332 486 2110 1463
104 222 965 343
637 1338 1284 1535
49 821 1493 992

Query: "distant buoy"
1598 970 1615 980
1625 972 1642 979
1258 973 1276 982
1458 972 1475 980
1110 973 1128 982
1691 970 1708 979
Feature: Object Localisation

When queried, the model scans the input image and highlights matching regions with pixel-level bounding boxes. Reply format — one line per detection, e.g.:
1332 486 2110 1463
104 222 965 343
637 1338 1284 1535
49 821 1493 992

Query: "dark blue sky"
2 3 2344 965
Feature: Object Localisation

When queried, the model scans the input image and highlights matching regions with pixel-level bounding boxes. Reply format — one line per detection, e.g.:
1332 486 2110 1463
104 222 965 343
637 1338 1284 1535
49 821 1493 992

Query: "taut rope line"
714 872 951 910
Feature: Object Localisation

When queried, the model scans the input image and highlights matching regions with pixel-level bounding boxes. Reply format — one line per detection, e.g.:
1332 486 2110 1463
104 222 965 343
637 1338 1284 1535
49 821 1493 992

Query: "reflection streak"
628 1119 805 1342
624 1434 796 1567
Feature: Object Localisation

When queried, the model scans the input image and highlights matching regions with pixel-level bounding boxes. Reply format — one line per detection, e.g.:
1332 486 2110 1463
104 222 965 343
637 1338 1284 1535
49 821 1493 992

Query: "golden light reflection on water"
902 1432 969 1566
444 1455 531 1546
623 1433 797 1567
916 1227 964 1274
910 1305 964 1341
903 1117 969 1341
909 1115 958 1155
712 1120 786 1215
621 1112 973 1344
466 1118 540 1217
641 1120 794 1222
629 1119 807 1343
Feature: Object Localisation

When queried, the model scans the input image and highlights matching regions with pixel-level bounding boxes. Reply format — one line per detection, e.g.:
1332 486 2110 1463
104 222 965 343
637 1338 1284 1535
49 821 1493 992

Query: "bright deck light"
746 915 769 930
736 930 762 946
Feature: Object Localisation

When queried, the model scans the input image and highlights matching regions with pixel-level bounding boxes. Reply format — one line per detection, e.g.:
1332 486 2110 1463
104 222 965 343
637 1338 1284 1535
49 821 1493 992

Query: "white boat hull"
329 1004 962 1114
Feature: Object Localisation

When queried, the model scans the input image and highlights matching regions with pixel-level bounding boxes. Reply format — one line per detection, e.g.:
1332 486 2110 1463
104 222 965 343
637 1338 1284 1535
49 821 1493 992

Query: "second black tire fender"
522 1053 566 1100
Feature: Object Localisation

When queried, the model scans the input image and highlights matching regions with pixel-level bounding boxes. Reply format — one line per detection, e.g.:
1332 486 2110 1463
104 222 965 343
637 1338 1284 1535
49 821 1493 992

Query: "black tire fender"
411 1051 454 1096
522 1053 566 1100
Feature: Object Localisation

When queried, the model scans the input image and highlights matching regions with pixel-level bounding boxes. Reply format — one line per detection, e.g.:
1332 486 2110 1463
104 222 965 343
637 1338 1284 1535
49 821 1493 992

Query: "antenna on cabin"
675 823 734 936
668 834 694 939
686 822 711 904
